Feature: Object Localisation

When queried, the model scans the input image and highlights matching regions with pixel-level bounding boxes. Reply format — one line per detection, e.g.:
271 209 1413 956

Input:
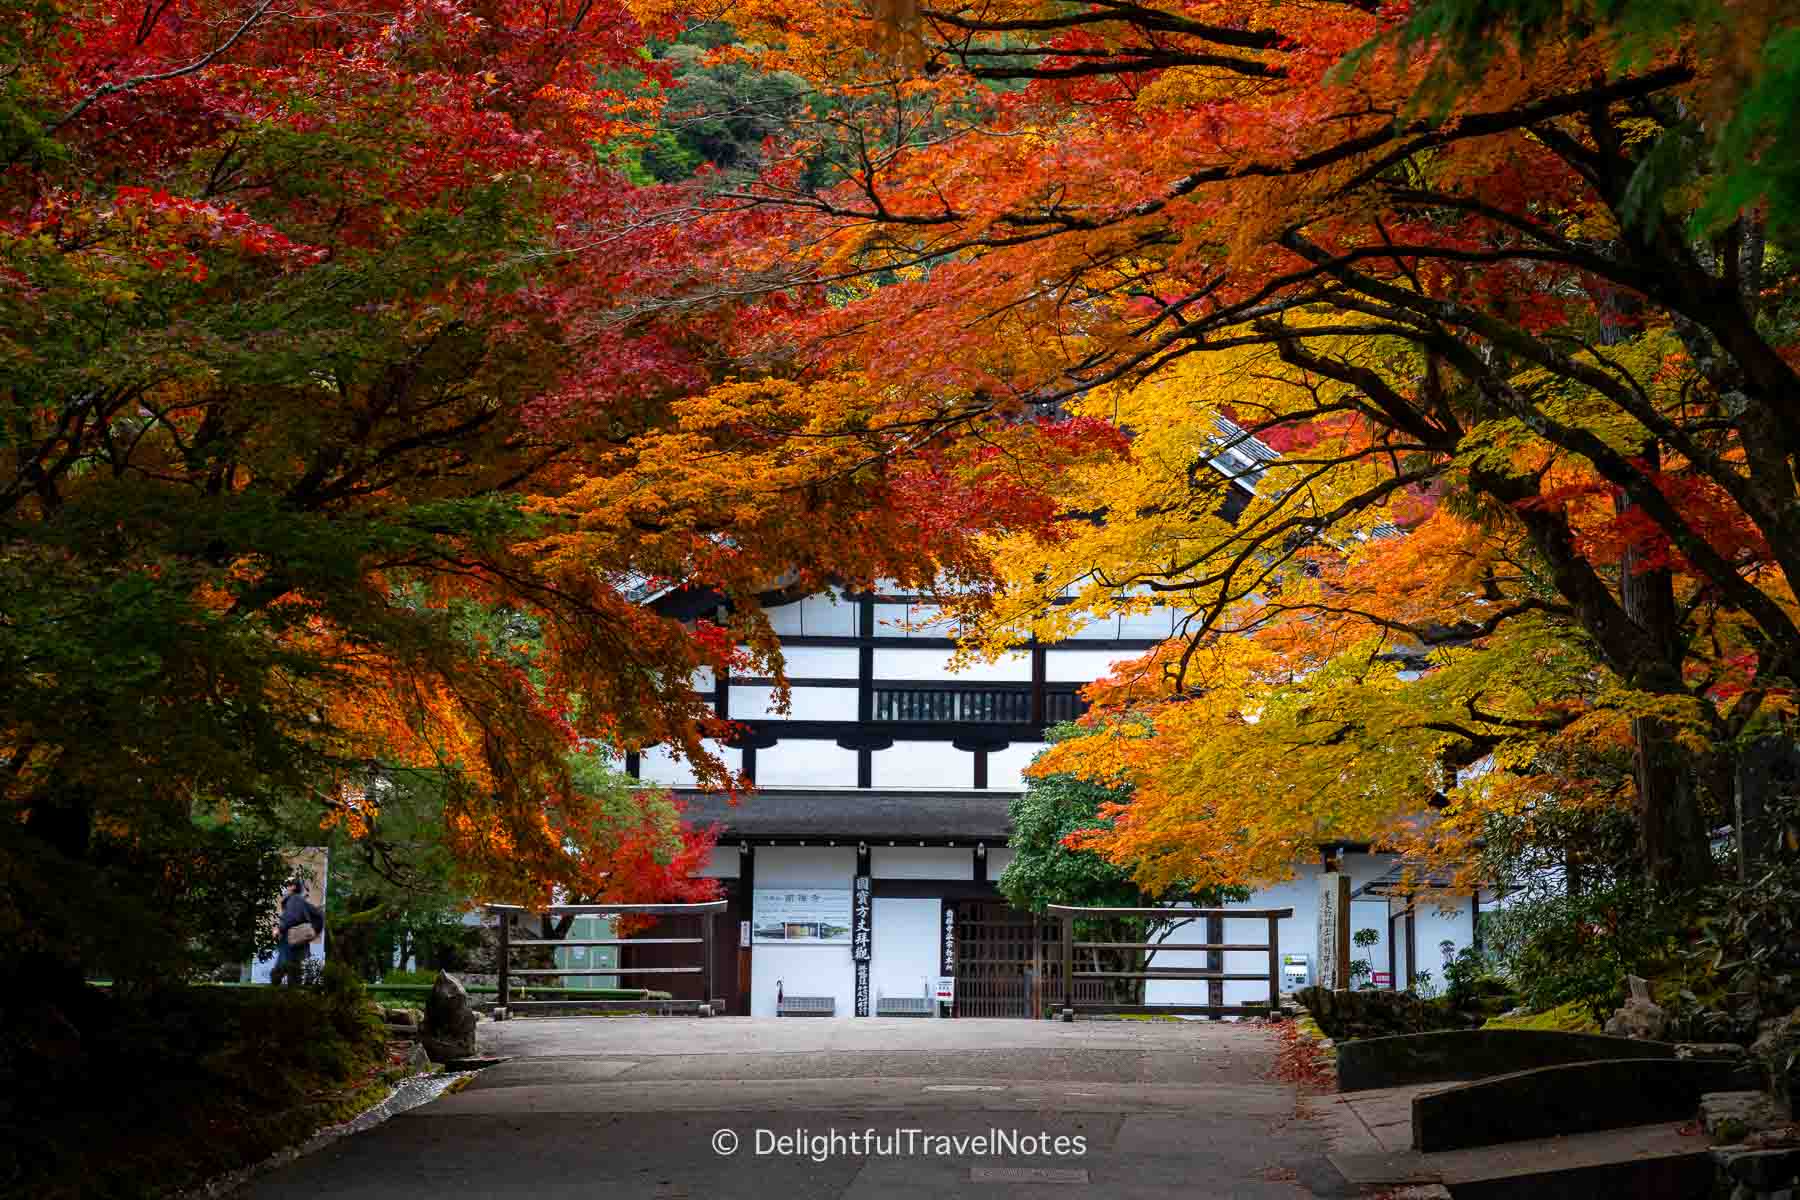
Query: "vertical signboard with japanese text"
852 875 872 1016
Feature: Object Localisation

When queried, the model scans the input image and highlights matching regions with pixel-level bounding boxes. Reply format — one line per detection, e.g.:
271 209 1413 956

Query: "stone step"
1412 1056 1760 1151
1328 1119 1715 1199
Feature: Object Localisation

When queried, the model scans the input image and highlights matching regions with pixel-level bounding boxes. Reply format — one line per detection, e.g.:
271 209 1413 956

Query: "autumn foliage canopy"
626 0 1800 893
5 0 1800 979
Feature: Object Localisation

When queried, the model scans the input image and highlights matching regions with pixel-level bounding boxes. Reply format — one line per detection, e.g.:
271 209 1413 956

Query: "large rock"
421 971 479 1063
1603 974 1669 1040
1294 985 1472 1042
1718 1147 1800 1191
1701 1090 1787 1143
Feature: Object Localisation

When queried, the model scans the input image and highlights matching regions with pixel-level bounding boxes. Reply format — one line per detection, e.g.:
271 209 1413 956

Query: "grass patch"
1294 1013 1338 1061
1481 1000 1602 1034
1 968 391 1200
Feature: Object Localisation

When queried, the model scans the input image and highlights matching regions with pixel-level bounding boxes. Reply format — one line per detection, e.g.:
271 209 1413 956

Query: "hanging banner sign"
855 961 871 1017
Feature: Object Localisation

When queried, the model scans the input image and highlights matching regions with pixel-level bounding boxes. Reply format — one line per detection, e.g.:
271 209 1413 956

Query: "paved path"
245 1017 1354 1200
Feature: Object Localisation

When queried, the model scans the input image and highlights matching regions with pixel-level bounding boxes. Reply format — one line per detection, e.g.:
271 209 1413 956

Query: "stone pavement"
243 1016 1357 1200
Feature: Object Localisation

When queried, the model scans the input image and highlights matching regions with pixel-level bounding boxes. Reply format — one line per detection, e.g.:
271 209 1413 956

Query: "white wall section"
986 743 1044 790
871 741 972 789
753 846 855 887
637 742 739 788
870 847 973 880
747 846 857 1017
754 740 859 788
874 648 1031 682
870 898 941 1005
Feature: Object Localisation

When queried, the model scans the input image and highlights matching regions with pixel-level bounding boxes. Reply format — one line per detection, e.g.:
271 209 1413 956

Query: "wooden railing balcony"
871 685 1087 724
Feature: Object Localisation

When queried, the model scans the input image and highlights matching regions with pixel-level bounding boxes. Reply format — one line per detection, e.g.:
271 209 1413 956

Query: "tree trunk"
1629 715 1714 886
1617 465 1715 887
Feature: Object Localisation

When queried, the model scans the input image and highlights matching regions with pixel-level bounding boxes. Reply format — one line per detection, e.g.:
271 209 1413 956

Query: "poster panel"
752 888 853 944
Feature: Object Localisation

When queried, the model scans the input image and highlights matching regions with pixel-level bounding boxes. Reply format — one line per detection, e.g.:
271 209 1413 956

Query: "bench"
875 996 933 1017
777 995 835 1017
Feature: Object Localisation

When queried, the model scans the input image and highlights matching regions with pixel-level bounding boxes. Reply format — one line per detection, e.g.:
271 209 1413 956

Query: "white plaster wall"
1348 897 1395 989
637 742 739 787
1044 648 1142 682
755 740 859 788
873 602 912 636
1066 613 1120 640
871 741 972 789
874 648 1032 682
1413 897 1476 990
748 846 858 1016
870 897 941 1005
753 846 855 886
766 601 805 636
1117 606 1176 639
1142 854 1447 1008
782 646 860 677
874 601 949 638
986 743 1045 790
986 847 1016 877
695 846 740 879
729 685 852 722
751 944 854 1017
904 602 946 637
870 846 973 880
800 591 858 637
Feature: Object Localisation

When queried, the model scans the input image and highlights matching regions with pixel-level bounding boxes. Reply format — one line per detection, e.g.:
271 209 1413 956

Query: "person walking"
273 879 325 986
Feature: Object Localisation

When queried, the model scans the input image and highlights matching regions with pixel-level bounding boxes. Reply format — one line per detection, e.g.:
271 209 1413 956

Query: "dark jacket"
279 891 324 938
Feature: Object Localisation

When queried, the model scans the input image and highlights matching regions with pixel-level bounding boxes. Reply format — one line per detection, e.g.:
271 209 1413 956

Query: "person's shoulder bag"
286 921 317 946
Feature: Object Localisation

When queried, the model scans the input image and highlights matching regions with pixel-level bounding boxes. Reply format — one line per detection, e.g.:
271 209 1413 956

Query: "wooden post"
497 911 511 1015
1266 912 1281 1015
1060 911 1074 1022
1207 913 1224 1020
701 908 716 1014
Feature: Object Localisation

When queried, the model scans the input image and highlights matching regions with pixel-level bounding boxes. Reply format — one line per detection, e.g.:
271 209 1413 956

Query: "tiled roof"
674 788 1015 841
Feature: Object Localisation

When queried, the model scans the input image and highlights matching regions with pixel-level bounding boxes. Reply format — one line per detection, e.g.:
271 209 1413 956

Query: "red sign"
1371 972 1393 986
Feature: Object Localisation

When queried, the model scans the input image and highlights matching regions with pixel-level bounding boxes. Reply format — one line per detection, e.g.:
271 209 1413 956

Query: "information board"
752 888 853 944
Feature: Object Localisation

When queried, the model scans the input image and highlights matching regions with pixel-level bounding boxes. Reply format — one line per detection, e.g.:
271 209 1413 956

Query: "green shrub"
379 968 440 987
0 980 389 1199
1481 879 1683 1019
1692 854 1800 1023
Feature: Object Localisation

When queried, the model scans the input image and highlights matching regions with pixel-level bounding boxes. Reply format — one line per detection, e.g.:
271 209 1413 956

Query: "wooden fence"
1046 904 1294 1020
486 900 728 1017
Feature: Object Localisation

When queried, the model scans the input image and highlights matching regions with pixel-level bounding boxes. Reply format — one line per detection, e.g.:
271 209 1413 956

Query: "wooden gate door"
952 901 1065 1018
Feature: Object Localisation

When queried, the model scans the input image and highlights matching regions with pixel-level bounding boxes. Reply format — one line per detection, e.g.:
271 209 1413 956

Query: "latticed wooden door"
952 902 1067 1018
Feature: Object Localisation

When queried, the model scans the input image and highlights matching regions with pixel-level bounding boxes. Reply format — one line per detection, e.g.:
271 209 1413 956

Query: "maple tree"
603 0 1800 890
1001 721 1248 1003
0 0 991 987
